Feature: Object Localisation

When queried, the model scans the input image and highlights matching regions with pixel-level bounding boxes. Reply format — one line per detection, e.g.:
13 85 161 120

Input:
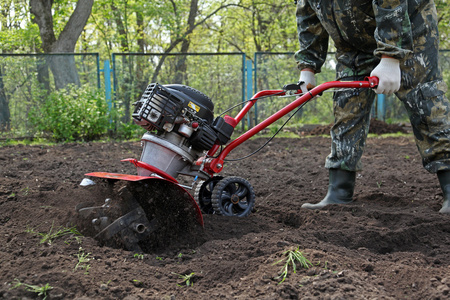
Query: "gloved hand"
299 69 316 94
370 56 401 95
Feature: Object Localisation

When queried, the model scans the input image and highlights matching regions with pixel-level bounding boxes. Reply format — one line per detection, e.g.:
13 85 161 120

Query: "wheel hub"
231 194 240 204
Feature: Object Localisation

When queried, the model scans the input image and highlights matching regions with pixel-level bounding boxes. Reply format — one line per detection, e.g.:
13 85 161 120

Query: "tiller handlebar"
200 76 379 175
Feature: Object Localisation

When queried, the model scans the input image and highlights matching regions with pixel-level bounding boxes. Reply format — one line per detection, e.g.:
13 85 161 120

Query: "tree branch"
30 0 56 52
53 0 94 52
151 2 240 82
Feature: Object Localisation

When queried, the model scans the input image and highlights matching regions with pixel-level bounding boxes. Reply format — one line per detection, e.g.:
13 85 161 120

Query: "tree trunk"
30 0 94 90
0 67 10 131
173 0 198 84
173 40 190 84
110 2 134 122
135 10 148 94
36 56 51 103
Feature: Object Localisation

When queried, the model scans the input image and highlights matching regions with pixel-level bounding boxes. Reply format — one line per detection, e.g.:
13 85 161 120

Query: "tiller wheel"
211 176 255 217
194 176 224 214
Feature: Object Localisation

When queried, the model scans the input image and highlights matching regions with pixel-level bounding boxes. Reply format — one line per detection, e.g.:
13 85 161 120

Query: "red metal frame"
87 77 378 181
120 158 178 183
202 77 379 174
85 172 158 181
86 159 178 183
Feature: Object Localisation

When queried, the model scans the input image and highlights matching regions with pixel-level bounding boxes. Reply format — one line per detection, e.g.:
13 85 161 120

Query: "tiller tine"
76 173 203 253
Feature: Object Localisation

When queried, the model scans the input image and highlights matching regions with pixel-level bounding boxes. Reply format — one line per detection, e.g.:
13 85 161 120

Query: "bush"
29 84 112 142
114 121 146 140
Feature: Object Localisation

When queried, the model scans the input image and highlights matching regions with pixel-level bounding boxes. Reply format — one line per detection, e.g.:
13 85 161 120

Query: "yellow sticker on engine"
188 101 200 112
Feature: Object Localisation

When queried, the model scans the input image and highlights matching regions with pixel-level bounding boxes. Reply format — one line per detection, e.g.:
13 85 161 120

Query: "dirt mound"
1 136 449 299
308 118 408 136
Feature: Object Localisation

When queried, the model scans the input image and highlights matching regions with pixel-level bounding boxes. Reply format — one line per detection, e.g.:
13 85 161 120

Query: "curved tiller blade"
76 173 204 253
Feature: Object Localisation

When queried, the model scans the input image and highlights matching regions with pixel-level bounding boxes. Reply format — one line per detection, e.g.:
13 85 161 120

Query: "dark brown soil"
1 123 450 300
307 118 409 136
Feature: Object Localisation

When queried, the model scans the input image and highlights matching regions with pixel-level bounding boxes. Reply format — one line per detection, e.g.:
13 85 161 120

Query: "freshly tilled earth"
1 129 450 299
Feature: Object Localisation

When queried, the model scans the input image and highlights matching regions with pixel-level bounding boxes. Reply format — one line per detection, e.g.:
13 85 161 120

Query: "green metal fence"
0 53 100 138
1 51 450 140
253 52 337 127
254 51 450 125
111 52 246 125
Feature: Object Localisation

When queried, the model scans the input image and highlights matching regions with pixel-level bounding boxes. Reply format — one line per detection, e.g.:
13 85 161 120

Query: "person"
294 0 450 213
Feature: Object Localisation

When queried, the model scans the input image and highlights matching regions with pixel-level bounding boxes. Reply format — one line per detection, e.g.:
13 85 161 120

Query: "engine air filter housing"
132 83 214 131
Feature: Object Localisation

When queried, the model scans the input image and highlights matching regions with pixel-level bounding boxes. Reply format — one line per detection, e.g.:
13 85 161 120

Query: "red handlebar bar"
202 77 379 174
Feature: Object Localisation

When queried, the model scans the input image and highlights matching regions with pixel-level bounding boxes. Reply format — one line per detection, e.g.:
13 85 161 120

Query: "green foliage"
273 247 313 284
172 272 196 287
209 1 298 53
0 24 41 52
436 0 450 49
0 1 41 52
3 1 448 55
1 0 450 141
10 279 53 300
114 120 146 140
132 279 143 287
26 222 82 245
74 247 91 274
28 84 112 142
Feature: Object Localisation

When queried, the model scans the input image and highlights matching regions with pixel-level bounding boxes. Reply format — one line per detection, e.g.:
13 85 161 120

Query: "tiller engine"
76 78 379 252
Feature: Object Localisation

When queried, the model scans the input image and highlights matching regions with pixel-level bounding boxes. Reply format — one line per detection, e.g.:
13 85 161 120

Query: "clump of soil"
1 126 449 299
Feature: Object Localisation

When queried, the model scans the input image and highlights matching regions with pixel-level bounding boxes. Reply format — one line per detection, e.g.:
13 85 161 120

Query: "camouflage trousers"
325 54 450 174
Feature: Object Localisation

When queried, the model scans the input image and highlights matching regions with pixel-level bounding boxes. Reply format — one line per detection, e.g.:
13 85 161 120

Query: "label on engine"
188 101 200 113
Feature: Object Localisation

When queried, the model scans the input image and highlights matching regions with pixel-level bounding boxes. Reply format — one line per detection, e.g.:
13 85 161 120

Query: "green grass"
10 279 53 300
0 136 141 147
367 131 411 138
133 253 144 260
74 247 91 274
273 247 313 284
172 272 196 287
26 222 82 245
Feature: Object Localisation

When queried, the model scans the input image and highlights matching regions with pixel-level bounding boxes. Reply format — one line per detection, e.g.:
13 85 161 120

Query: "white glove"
299 69 316 94
370 57 401 95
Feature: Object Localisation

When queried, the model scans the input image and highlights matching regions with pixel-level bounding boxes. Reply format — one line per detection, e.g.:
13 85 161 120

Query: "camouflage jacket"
295 0 434 74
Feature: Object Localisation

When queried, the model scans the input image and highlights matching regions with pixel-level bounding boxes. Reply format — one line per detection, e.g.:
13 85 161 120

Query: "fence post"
377 94 385 121
253 53 258 126
101 60 113 115
246 59 253 129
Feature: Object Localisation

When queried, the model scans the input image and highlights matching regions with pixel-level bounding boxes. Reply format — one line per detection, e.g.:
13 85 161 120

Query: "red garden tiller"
76 76 379 252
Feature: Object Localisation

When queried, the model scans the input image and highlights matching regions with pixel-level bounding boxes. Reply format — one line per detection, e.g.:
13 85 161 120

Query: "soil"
306 118 409 136
1 121 450 300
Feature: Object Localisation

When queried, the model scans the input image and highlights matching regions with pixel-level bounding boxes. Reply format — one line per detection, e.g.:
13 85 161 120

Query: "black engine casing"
132 83 214 130
133 83 234 152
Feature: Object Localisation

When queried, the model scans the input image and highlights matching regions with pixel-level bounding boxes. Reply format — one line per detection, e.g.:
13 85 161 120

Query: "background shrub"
29 85 112 142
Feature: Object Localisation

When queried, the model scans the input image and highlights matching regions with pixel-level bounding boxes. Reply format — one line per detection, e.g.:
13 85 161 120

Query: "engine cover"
131 83 236 180
132 83 214 131
139 132 198 179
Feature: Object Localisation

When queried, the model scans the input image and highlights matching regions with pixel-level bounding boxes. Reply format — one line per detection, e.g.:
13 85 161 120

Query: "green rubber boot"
437 170 450 214
302 169 356 210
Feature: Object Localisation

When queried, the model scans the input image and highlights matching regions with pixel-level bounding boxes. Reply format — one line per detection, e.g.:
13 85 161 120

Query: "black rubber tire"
194 176 224 214
211 176 255 217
